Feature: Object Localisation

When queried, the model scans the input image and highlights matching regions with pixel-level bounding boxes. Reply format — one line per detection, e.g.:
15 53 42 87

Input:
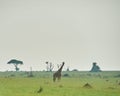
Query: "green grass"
0 71 120 96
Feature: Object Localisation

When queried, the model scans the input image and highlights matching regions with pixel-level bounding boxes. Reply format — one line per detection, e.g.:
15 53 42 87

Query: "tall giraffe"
53 62 65 82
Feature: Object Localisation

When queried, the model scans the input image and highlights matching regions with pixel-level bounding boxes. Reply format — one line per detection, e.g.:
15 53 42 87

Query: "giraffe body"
53 62 64 82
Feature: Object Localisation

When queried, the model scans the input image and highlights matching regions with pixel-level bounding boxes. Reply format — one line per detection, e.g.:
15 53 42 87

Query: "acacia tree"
7 59 23 71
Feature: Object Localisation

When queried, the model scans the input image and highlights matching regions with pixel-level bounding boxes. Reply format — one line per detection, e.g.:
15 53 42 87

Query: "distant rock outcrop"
90 62 101 72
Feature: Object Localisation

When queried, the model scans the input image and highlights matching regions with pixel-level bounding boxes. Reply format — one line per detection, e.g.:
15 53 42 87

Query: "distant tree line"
6 59 101 72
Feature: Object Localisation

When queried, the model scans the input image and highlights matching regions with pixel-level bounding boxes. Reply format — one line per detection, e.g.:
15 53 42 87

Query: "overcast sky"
0 0 120 71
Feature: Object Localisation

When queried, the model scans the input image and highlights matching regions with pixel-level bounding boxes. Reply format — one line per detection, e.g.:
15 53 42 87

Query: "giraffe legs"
58 74 61 81
53 73 61 82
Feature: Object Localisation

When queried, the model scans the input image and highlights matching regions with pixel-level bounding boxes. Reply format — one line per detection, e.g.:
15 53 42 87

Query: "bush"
63 73 70 77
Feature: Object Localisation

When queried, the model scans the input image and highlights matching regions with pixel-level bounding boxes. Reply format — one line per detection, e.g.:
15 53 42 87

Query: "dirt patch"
118 82 120 85
37 87 43 93
107 87 115 89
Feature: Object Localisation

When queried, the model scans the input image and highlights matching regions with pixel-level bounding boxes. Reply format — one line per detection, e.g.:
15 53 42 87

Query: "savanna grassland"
0 71 120 96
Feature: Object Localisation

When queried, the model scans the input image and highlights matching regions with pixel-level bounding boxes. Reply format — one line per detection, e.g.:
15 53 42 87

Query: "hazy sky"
0 0 120 71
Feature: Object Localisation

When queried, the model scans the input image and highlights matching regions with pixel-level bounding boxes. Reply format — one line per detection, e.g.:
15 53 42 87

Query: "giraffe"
53 62 65 82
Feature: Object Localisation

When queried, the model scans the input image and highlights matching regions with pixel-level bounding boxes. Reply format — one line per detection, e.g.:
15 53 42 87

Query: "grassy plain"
0 71 120 96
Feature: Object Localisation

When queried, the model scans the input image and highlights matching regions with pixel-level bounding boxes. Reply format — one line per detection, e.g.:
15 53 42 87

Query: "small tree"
45 61 54 72
7 59 23 71
57 64 61 69
28 67 34 77
66 66 70 71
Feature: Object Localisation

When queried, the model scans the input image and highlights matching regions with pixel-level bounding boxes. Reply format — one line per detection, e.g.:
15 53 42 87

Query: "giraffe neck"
58 62 64 72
